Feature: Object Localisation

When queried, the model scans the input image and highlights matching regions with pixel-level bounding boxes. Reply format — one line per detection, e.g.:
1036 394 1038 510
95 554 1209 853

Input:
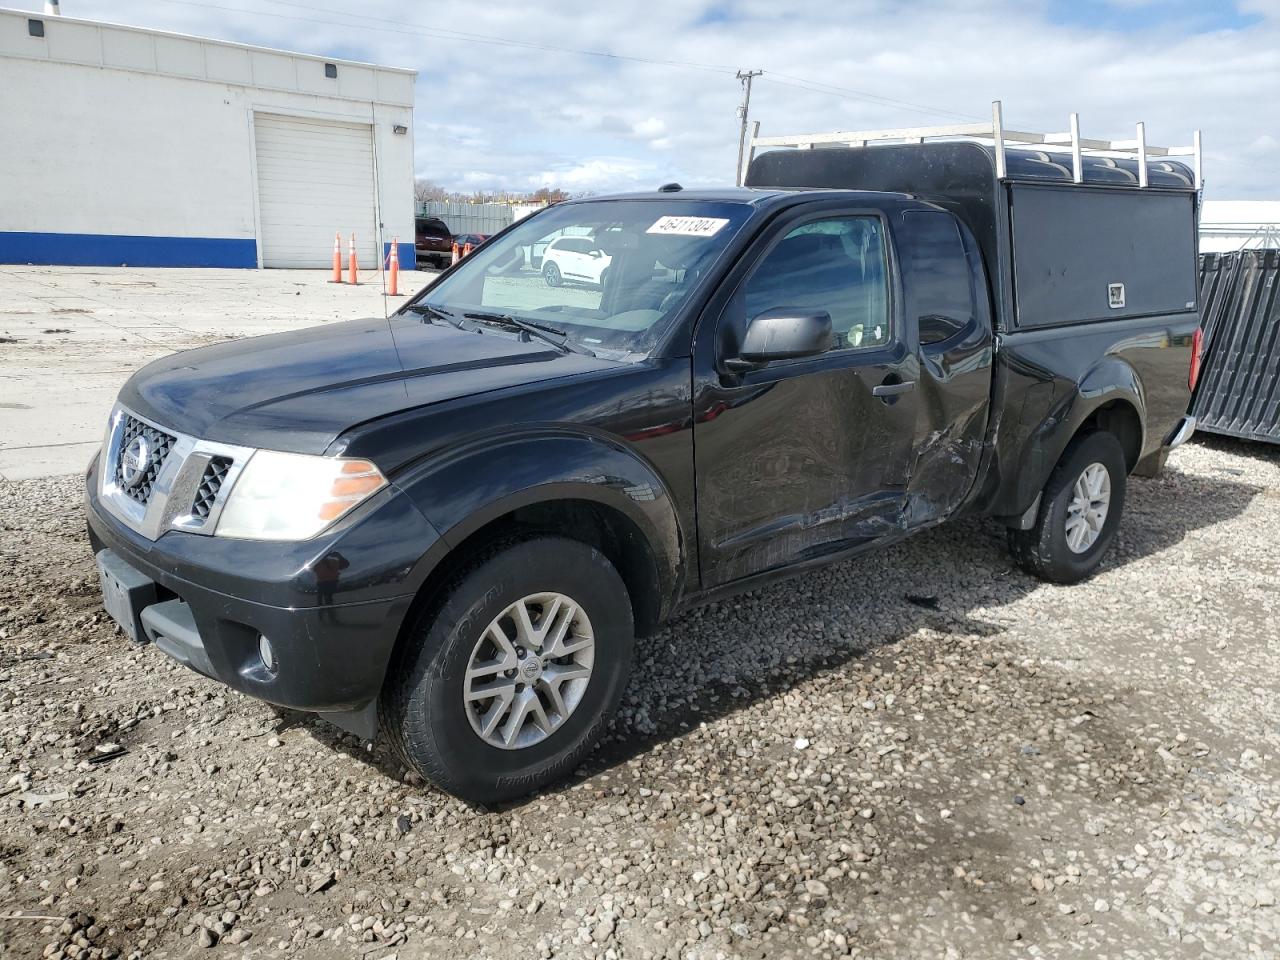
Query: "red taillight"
1189 327 1204 392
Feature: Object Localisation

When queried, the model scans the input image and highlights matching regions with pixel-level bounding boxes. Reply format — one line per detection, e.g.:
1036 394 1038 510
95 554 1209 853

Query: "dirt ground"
1 436 1279 960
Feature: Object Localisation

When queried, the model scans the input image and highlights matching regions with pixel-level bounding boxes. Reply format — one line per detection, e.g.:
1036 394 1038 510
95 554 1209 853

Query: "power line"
759 73 983 122
100 1 981 124
267 0 741 73
151 0 740 75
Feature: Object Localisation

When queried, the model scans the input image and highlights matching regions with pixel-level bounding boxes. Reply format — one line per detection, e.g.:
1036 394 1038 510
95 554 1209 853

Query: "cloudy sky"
30 0 1280 197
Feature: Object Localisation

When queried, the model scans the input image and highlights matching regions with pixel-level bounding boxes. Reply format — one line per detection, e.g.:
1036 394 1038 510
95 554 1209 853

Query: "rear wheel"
381 538 634 803
1007 431 1128 584
543 262 562 287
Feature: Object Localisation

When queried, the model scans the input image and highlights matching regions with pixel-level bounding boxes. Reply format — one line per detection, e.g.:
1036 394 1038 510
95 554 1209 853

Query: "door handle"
872 380 916 398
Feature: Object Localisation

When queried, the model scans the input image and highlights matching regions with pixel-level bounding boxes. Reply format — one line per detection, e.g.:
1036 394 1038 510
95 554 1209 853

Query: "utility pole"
735 69 762 186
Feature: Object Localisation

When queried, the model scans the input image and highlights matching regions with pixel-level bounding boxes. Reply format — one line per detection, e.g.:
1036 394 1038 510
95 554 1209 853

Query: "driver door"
693 212 919 588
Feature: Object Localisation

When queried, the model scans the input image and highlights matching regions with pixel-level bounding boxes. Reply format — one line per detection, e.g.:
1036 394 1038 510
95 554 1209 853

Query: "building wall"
0 9 416 268
1200 200 1280 254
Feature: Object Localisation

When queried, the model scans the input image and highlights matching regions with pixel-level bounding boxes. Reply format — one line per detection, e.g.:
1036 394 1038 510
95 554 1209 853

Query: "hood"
119 316 615 453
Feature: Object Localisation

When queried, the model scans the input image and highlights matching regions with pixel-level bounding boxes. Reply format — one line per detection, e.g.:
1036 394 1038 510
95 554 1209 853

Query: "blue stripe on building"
383 240 414 267
0 232 257 268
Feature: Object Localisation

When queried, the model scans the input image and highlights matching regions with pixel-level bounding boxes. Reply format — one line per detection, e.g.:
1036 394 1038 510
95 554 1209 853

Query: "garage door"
254 114 378 268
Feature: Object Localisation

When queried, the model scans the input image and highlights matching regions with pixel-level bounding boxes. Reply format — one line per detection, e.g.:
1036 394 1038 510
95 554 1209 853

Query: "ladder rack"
742 100 1202 190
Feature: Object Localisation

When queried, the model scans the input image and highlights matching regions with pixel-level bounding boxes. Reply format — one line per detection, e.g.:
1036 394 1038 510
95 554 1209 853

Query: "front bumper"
85 458 442 738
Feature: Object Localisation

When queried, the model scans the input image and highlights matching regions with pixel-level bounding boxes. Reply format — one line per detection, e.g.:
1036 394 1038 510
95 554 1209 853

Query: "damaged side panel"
693 346 919 586
899 210 994 526
690 198 994 589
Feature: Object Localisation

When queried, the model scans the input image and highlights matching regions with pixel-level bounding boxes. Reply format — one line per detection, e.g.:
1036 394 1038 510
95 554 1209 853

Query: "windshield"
409 199 754 358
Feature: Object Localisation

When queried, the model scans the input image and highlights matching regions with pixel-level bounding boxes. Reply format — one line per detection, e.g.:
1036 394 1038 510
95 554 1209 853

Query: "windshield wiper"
406 302 472 331
463 311 596 357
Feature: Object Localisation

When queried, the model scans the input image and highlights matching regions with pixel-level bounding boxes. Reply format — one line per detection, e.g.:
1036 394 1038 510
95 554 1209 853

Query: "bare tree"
414 180 573 206
413 179 449 204
529 186 572 204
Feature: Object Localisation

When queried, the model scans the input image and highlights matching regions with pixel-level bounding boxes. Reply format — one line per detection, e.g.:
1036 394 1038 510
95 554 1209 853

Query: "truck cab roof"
562 185 916 211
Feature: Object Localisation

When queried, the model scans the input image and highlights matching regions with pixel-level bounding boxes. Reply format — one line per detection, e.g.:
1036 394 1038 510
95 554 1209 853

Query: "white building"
1200 201 1280 253
0 7 415 268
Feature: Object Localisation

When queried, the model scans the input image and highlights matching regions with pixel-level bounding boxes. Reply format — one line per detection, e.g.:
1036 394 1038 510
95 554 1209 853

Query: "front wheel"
1007 431 1128 584
381 538 634 803
543 261 562 287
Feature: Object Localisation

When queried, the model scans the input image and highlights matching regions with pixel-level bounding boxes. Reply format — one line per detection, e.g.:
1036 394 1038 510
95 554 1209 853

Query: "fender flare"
393 427 686 622
1004 358 1146 519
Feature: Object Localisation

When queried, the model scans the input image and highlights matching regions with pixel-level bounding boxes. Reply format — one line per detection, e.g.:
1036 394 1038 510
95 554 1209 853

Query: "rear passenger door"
693 210 919 587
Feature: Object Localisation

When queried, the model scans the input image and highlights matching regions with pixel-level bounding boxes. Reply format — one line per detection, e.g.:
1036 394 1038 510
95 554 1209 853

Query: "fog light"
258 634 277 674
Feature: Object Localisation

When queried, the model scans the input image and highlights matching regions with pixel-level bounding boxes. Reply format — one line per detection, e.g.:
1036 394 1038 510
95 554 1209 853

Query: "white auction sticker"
646 215 730 237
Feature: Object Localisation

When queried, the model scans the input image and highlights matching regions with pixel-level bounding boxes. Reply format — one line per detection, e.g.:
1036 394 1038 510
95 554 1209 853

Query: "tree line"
414 180 574 205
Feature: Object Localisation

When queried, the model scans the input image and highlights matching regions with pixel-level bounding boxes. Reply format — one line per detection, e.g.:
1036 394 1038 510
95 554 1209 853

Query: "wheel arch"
416 489 671 628
1077 397 1143 473
992 359 1147 525
385 429 686 677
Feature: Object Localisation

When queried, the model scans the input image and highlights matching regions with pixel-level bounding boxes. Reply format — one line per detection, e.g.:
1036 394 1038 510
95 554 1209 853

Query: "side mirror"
729 308 834 369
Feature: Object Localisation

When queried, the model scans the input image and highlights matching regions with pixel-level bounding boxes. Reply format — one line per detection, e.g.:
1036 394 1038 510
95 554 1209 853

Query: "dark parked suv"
414 216 452 269
86 141 1201 802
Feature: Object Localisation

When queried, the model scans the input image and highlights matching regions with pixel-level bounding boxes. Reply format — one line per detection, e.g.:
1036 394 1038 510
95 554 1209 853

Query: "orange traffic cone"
348 233 359 285
451 241 460 266
330 232 342 283
387 238 401 297
462 241 473 258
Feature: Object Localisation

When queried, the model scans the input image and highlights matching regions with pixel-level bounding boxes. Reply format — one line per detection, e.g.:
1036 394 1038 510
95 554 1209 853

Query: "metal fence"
415 200 516 236
1192 250 1280 444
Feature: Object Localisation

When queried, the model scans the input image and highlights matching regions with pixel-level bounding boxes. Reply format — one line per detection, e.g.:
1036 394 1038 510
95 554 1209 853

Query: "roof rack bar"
1069 113 1082 183
747 101 1201 189
739 119 761 186
992 100 1007 179
1136 122 1148 188
1194 130 1203 190
751 121 991 148
1044 132 1114 151
1109 139 1168 157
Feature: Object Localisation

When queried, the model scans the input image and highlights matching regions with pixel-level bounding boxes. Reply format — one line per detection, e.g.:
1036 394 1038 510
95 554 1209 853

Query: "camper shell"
746 141 1201 335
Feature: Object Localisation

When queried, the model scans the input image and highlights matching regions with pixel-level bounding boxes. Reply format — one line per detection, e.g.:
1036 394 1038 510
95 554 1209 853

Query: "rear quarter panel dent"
983 314 1193 517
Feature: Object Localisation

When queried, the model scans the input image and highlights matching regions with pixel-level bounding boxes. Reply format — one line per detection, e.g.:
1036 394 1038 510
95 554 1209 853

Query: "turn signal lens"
215 451 387 541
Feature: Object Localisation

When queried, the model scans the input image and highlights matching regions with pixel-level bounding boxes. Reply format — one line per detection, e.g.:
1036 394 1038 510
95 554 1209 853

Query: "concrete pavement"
0 265 438 480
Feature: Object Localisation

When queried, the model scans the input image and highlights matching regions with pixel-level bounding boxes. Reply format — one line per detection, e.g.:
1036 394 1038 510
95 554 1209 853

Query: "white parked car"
541 236 611 287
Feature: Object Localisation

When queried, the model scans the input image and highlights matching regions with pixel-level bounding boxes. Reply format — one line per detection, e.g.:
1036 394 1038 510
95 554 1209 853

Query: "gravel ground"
1 437 1278 960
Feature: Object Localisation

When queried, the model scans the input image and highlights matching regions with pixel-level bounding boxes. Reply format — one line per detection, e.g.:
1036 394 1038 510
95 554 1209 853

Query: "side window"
744 216 890 351
902 211 972 345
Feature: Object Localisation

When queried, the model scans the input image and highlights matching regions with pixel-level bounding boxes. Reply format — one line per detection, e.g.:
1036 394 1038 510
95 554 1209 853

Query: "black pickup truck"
86 141 1202 801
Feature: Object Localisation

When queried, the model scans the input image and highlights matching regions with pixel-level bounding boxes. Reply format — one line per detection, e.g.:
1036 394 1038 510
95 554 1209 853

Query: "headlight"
214 451 387 541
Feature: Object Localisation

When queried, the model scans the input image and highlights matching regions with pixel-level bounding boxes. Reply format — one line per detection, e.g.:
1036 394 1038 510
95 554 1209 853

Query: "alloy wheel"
1065 462 1111 553
462 592 595 750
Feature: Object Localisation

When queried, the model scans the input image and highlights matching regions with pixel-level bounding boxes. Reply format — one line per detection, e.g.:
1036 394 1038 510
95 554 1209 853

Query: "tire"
1007 431 1128 584
598 267 610 290
543 261 562 287
381 538 634 803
